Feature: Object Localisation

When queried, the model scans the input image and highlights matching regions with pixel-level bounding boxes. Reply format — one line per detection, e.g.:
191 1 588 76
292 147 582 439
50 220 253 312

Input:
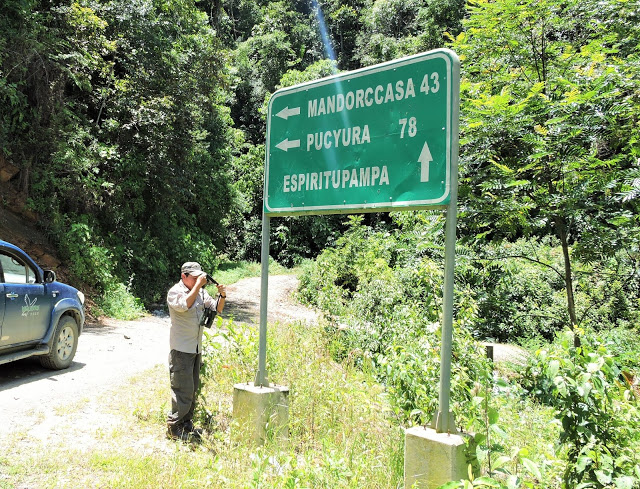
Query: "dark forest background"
1 0 639 326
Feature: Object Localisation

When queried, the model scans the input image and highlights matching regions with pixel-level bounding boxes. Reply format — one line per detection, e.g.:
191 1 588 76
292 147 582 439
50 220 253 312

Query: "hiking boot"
167 423 197 442
183 420 204 438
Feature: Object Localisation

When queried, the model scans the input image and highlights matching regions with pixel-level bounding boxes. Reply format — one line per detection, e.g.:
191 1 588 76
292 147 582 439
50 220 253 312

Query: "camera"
199 274 219 328
199 307 216 328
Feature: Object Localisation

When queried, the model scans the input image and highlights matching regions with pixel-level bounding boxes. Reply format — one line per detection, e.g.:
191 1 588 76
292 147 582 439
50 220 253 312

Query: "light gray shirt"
167 280 217 354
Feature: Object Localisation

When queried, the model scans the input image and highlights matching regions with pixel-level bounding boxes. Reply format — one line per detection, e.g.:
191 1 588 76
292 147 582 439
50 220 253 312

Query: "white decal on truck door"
22 294 40 317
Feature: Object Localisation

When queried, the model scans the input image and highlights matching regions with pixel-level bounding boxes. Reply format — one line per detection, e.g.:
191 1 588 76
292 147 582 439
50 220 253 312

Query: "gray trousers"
167 350 201 428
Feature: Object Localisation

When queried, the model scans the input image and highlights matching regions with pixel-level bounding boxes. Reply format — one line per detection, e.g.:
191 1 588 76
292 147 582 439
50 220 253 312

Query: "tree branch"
477 254 565 280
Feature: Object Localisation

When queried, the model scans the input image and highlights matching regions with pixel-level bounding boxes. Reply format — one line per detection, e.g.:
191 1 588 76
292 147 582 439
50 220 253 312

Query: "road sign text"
283 165 390 193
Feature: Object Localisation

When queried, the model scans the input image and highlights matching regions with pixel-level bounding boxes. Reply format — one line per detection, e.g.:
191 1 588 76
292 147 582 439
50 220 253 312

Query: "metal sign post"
431 143 459 434
255 211 270 387
431 53 460 434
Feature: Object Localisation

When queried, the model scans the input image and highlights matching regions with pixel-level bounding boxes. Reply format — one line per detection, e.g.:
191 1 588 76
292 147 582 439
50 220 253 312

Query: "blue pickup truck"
0 239 85 369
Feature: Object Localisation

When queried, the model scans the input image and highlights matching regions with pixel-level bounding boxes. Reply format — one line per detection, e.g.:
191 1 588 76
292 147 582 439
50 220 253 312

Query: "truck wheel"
40 316 79 370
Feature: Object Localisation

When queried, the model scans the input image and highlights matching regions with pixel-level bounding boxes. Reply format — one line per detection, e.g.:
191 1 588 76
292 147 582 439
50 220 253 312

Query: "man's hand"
184 273 209 309
195 274 208 290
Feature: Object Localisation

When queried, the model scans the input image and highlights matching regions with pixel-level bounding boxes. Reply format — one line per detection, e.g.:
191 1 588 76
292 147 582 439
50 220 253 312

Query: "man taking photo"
166 262 226 441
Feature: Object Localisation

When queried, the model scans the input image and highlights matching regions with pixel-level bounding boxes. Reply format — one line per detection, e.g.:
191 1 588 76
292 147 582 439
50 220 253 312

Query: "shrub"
521 330 640 488
379 320 491 428
97 282 146 320
59 216 115 290
298 214 492 427
595 327 640 375
463 239 568 342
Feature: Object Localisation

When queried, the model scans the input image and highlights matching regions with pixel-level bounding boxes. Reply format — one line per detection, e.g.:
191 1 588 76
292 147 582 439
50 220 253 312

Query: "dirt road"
0 274 316 440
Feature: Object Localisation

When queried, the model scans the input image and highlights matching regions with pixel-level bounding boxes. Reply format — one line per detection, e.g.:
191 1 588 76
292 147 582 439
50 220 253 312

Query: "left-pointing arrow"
418 142 434 182
276 138 301 152
276 106 301 120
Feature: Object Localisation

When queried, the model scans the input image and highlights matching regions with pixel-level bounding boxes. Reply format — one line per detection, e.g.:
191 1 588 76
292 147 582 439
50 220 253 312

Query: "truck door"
0 252 53 346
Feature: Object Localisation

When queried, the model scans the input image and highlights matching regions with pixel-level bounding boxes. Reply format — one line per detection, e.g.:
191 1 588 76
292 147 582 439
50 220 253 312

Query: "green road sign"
264 49 460 216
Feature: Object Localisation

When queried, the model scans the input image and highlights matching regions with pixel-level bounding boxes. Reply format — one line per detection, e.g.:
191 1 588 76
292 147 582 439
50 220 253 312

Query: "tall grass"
0 317 403 488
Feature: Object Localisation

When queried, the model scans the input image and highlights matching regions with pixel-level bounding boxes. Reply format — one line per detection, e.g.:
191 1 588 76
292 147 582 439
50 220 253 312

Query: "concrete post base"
404 426 476 489
232 382 290 445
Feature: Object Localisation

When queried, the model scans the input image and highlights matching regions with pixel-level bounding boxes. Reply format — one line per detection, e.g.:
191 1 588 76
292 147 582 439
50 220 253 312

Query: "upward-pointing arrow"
418 142 434 182
275 106 301 120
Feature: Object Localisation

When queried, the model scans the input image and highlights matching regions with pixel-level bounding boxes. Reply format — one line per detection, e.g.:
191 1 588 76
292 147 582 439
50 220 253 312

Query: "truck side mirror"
44 270 57 283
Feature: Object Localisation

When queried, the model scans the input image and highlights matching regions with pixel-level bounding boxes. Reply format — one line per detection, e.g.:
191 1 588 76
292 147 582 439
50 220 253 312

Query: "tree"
451 0 640 334
228 1 322 144
2 0 237 302
313 0 367 70
0 0 82 195
355 0 466 66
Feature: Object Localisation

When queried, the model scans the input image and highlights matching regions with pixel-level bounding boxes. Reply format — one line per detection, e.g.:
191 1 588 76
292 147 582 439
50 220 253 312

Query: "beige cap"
181 262 206 277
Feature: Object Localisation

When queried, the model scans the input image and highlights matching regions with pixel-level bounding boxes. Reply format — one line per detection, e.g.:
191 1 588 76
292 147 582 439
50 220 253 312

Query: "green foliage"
228 0 322 145
450 0 640 327
314 0 366 70
301 213 640 486
596 327 640 375
300 215 640 348
463 239 640 342
59 215 144 318
1 0 237 306
299 216 403 319
60 216 115 289
522 331 640 487
445 407 552 488
466 240 570 341
97 282 146 320
448 383 566 488
379 320 490 427
0 0 33 156
278 58 338 88
216 0 263 46
4 0 640 315
354 0 465 66
299 214 493 426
